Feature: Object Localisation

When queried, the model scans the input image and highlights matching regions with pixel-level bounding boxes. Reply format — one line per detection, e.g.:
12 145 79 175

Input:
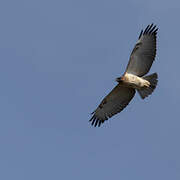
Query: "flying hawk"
90 24 158 127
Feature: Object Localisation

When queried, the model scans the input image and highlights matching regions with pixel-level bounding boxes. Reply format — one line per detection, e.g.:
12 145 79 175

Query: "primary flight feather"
89 24 158 127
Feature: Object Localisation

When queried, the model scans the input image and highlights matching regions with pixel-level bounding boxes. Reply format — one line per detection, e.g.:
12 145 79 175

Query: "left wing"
125 24 158 77
89 84 135 127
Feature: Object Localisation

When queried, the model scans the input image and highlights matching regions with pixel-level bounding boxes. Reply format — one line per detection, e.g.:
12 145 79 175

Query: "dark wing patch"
89 84 135 127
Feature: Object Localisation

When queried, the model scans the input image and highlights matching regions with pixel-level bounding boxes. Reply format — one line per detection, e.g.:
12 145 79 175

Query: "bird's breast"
122 73 149 89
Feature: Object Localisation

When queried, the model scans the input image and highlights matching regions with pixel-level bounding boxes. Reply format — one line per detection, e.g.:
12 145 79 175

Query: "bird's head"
115 76 124 83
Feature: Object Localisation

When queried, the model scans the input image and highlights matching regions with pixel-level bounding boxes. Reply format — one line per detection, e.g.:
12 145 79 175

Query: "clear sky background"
0 0 179 179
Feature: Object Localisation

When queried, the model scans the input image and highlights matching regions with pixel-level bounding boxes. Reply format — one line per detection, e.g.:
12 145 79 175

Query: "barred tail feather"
137 73 158 99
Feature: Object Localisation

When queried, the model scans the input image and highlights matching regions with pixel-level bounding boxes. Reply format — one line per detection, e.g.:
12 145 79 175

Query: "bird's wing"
89 84 135 127
125 24 158 77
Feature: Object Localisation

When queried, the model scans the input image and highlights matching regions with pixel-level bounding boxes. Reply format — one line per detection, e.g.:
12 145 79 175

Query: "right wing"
89 84 135 127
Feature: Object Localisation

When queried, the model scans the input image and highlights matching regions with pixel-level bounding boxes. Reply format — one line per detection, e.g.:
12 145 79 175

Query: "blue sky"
0 0 180 179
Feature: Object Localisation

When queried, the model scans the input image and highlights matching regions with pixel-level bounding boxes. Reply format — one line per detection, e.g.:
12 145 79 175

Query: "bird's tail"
137 73 158 99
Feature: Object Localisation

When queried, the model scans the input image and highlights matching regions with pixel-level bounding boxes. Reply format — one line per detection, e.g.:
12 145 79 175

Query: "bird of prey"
89 24 158 127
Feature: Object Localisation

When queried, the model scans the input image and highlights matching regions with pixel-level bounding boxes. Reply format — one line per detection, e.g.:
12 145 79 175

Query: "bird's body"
90 24 158 127
117 73 150 89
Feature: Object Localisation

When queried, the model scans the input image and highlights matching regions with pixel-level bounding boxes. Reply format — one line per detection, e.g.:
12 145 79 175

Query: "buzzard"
90 24 158 127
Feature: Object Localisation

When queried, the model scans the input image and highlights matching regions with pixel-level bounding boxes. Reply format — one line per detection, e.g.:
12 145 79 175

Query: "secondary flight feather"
89 24 158 127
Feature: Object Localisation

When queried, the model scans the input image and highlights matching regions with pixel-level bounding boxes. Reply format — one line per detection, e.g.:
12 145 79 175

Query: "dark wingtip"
94 119 99 127
91 110 95 115
98 121 102 127
89 114 105 127
144 24 150 34
89 115 95 122
139 24 158 38
138 30 143 39
144 23 158 35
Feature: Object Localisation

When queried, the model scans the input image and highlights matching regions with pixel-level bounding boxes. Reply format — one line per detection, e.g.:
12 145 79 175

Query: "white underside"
123 73 150 89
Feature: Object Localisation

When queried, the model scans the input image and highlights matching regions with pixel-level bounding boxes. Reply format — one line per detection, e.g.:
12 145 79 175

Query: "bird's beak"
116 77 122 82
